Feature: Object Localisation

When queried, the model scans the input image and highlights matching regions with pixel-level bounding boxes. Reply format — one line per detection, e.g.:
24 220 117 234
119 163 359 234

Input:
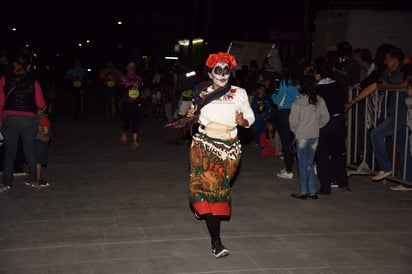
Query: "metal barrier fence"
346 88 412 187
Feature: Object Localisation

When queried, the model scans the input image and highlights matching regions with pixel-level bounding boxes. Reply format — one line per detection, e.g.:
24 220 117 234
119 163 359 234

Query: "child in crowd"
259 119 280 157
289 76 330 199
259 119 275 156
26 110 52 188
251 84 273 146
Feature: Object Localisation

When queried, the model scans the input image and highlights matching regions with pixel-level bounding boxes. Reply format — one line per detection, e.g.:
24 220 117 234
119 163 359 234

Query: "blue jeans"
370 115 412 181
296 138 318 195
2 115 38 186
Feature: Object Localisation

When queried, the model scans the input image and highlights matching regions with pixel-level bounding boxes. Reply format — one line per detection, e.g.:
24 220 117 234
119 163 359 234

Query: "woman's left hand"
236 111 248 127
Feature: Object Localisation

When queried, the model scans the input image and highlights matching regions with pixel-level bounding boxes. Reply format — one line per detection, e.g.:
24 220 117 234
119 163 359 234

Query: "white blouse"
198 85 255 138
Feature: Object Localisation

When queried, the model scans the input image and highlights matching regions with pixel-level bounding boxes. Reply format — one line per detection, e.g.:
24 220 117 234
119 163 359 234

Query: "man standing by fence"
368 47 412 182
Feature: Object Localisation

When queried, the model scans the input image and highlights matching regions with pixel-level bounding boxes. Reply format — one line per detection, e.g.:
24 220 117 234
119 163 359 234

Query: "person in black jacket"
314 58 350 194
0 47 46 193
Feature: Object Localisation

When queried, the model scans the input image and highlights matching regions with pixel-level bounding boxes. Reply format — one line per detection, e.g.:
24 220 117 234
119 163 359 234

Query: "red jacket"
259 132 276 157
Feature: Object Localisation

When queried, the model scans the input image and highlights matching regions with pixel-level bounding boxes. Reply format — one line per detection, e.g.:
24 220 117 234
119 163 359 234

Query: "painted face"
210 62 230 87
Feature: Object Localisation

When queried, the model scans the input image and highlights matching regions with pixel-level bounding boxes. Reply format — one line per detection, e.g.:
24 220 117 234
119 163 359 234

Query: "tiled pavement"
0 91 411 274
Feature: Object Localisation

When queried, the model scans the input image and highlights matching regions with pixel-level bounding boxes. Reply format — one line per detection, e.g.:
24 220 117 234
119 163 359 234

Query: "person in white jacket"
289 76 330 199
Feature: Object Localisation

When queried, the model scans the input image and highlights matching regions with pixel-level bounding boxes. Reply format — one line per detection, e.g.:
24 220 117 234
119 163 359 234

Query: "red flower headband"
205 52 237 69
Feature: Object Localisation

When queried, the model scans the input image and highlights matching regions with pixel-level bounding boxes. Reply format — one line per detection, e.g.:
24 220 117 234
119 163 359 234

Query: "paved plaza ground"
0 91 411 274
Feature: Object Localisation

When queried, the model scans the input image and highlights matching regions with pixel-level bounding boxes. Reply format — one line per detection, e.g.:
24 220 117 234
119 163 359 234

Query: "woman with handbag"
185 52 255 258
0 46 46 192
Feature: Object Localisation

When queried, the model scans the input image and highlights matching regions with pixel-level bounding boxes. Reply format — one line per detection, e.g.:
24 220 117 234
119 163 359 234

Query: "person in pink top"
0 46 46 193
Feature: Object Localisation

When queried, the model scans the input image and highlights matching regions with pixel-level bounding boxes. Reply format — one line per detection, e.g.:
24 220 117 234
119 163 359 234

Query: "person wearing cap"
186 52 255 258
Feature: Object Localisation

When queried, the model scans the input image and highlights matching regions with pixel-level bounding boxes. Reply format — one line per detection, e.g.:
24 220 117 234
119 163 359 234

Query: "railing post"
392 91 399 178
347 88 353 166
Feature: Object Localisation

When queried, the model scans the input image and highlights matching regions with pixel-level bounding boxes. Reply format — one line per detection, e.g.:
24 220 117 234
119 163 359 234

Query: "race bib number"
73 80 82 88
106 81 116 87
128 89 140 99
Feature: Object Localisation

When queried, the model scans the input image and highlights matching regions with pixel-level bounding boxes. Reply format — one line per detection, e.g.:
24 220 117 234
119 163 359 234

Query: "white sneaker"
277 169 293 179
330 181 339 188
390 185 412 191
211 241 229 258
371 170 392 181
13 172 27 176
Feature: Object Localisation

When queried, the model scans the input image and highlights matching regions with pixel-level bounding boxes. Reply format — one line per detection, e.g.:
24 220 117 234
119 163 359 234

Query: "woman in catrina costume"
186 52 255 258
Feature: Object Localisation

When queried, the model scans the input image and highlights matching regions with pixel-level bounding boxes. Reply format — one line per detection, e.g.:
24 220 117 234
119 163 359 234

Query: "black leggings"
205 214 221 245
276 109 295 172
120 102 142 134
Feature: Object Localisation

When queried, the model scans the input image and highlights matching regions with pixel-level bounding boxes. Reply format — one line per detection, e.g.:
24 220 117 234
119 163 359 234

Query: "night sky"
1 0 411 66
2 1 302 52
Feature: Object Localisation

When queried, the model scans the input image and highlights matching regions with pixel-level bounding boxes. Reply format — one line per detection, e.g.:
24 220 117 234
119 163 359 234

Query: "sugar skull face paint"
211 62 230 87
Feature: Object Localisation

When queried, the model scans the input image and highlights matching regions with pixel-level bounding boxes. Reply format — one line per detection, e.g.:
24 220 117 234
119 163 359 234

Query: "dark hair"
336 40 353 58
325 50 343 71
256 83 266 90
300 60 314 76
282 61 301 86
362 48 373 64
265 118 277 138
11 46 34 79
299 75 318 105
374 44 395 68
314 56 333 79
14 46 33 69
387 47 405 64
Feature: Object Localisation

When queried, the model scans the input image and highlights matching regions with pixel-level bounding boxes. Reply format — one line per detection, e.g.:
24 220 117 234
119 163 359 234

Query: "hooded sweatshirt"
289 94 330 139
